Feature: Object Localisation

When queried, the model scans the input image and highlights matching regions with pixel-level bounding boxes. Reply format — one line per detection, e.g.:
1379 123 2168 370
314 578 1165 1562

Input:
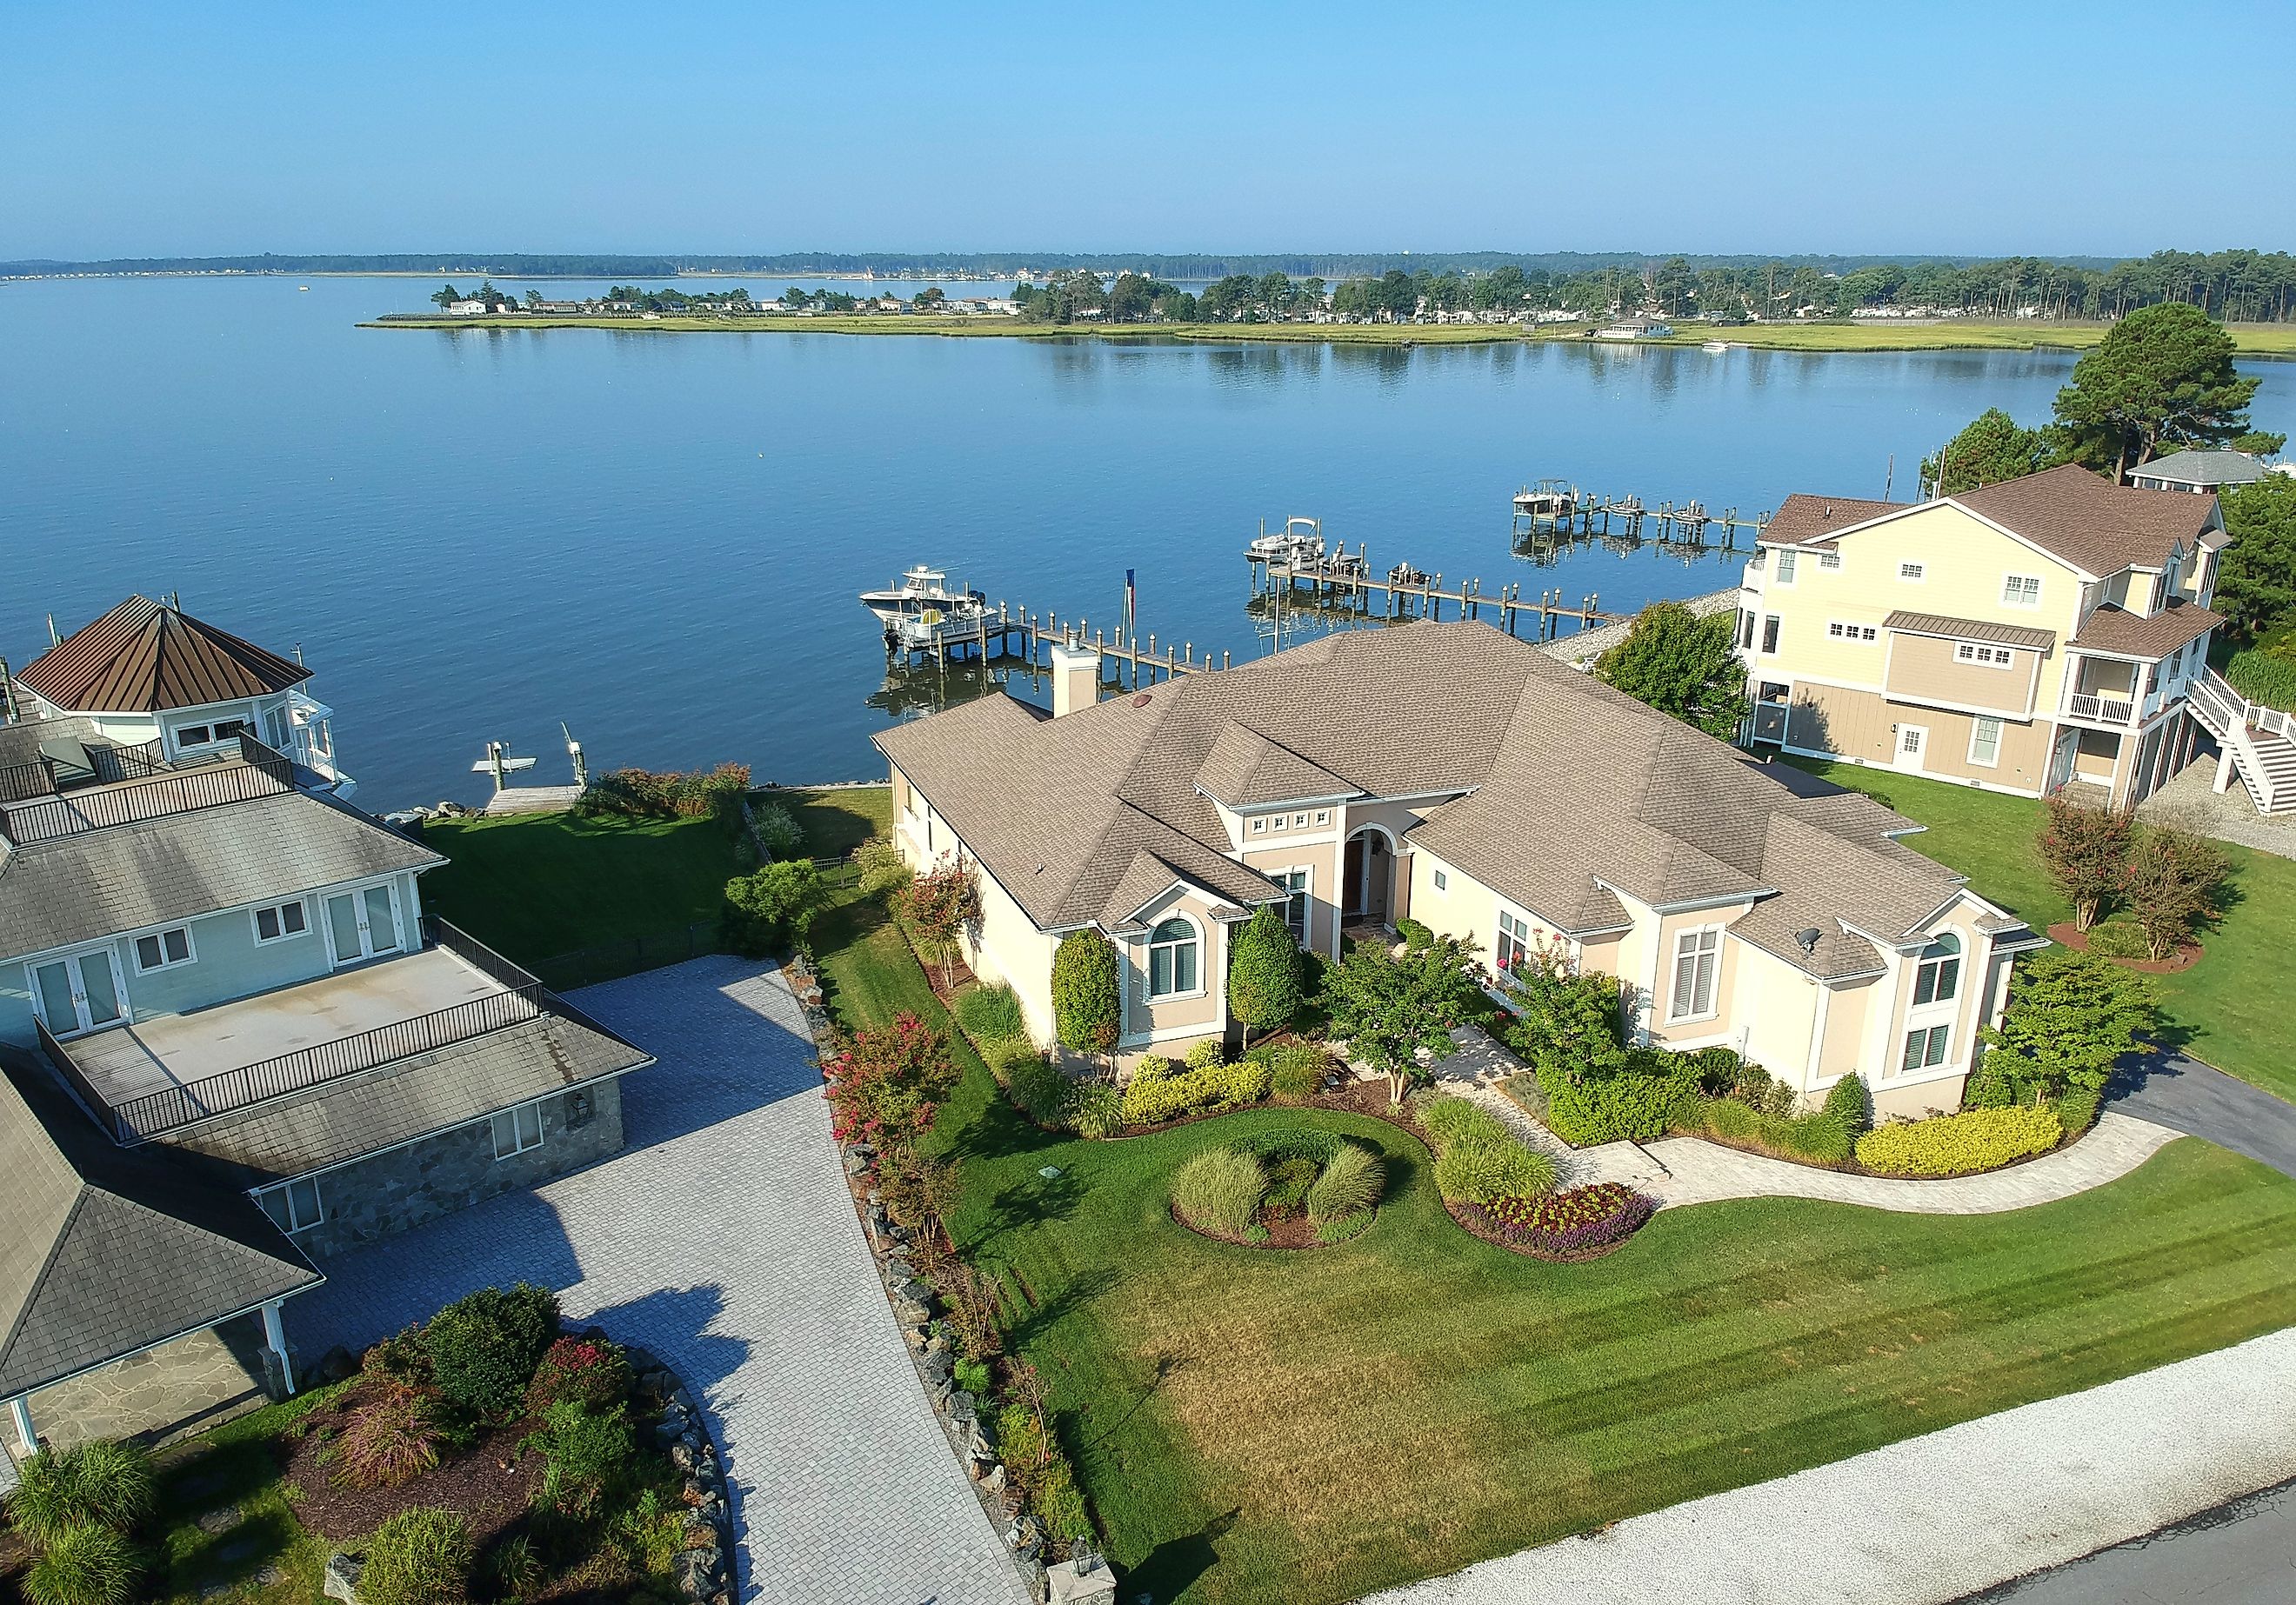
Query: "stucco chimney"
1050 641 1101 717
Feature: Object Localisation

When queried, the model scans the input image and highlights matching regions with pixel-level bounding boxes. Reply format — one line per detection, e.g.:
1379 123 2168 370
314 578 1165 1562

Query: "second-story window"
1761 616 1781 655
255 1176 324 1235
1913 931 1962 1005
1827 622 1878 643
1899 561 1926 583
1818 552 1843 571
1668 927 1722 1022
1775 550 1799 585
174 717 250 750
133 925 195 973
1278 869 1310 944
2001 574 2042 608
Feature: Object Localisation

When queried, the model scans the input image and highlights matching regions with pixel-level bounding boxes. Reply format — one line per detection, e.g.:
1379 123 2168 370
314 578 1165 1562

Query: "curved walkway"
288 956 1027 1605
1429 1026 2183 1215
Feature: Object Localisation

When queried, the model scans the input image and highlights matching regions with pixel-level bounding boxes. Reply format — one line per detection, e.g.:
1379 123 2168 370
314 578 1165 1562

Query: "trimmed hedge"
1539 1060 1702 1146
1120 1057 1271 1126
1855 1104 2065 1177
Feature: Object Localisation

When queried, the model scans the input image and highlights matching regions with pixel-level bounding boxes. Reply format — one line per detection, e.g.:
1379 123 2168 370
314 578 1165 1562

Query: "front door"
1894 724 1928 773
30 949 127 1037
324 883 405 966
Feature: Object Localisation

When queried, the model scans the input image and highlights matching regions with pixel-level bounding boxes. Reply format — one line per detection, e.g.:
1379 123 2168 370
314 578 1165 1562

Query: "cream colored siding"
1119 889 1227 1048
1785 682 2055 793
1242 839 1341 957
1882 632 2042 717
1817 976 1876 1084
1650 906 1752 1047
962 856 1060 1045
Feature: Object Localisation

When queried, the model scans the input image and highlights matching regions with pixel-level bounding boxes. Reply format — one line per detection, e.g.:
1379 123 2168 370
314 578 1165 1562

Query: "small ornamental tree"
2037 793 2133 930
902 856 981 989
822 1011 958 1151
1051 930 1120 1062
1979 949 2157 1101
1317 933 1485 1105
1226 905 1304 1049
1592 600 1749 740
723 859 827 956
1502 939 1629 1080
2120 824 2229 961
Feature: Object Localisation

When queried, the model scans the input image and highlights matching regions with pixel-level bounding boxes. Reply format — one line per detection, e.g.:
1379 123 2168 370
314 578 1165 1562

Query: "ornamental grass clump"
23 1522 142 1605
1171 1148 1267 1239
1305 1142 1384 1224
328 1380 447 1490
1475 1182 1655 1258
3 1440 154 1548
1855 1104 2064 1178
1269 1042 1329 1103
1433 1136 1558 1206
358 1507 474 1605
954 982 1027 1042
1417 1095 1510 1155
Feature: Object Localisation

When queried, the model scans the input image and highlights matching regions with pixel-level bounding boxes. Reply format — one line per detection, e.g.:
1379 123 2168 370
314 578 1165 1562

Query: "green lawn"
150 1386 350 1604
1786 757 2296 1104
808 850 2296 1605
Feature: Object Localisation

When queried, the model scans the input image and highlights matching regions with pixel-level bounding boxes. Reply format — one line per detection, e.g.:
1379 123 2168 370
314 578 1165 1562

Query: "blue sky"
3 0 2289 259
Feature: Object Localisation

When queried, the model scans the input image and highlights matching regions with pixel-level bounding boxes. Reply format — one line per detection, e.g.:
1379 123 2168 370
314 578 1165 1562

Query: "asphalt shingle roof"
2130 449 2271 489
0 786 442 961
878 621 1977 977
17 596 312 715
1763 494 1908 547
2067 597 2223 659
0 1045 318 1397
1955 464 2219 576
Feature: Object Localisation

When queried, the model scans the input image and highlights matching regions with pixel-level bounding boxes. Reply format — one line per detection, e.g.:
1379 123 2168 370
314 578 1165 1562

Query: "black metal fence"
528 921 725 992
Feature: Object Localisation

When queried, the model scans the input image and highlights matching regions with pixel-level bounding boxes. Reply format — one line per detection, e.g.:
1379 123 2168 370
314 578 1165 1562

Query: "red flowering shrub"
823 1012 958 1149
526 1336 632 1415
1464 1182 1654 1257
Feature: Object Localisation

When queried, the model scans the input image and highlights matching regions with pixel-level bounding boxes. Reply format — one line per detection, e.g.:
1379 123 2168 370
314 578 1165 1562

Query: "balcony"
2062 686 2166 729
0 735 296 846
38 920 559 1143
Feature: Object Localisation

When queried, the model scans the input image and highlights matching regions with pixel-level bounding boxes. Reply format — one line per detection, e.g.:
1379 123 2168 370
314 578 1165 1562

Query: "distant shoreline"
356 313 2296 358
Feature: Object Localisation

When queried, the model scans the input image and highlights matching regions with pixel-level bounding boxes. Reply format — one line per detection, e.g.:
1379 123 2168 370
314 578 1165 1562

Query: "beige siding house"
874 623 2041 1116
1737 465 2230 809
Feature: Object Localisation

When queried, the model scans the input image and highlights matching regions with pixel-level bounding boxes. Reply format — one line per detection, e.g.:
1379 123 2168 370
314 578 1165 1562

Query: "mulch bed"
1447 1193 1656 1262
1167 1201 1351 1250
2046 922 2202 972
280 1382 544 1548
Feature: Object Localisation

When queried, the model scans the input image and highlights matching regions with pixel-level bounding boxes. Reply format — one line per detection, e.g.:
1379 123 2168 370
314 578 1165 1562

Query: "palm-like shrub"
1171 1149 1266 1238
23 1522 142 1605
1433 1138 1557 1206
3 1440 154 1547
1305 1143 1384 1223
359 1507 474 1605
329 1382 446 1489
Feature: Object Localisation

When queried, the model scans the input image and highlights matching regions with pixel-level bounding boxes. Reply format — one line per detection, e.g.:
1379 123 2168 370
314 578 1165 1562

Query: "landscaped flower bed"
1169 1127 1383 1247
1459 1182 1656 1261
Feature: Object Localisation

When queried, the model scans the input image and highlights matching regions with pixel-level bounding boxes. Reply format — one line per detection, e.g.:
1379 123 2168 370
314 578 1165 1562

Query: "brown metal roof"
17 596 312 714
1763 494 1909 546
1954 464 2218 576
2067 597 2222 660
1882 610 2057 652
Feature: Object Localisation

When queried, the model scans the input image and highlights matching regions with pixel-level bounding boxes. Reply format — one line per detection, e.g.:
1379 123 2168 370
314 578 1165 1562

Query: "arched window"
1913 930 1961 1006
1146 916 1198 999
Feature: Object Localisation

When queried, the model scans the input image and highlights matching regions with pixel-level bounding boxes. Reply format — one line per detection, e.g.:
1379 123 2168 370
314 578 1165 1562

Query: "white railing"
2066 692 2135 724
2193 668 2296 815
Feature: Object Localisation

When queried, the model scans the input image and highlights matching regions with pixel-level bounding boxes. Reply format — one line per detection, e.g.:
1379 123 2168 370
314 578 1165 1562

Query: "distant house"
1594 315 1673 340
1 598 652 1459
445 299 488 316
2126 449 2273 496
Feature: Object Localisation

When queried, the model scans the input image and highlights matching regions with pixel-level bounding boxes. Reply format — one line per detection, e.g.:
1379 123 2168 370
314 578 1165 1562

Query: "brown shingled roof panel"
1954 464 2217 576
2067 597 2222 659
17 596 313 714
1764 494 1909 546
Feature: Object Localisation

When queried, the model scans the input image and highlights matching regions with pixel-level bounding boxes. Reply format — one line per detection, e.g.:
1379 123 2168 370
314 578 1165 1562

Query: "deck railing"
0 737 296 843
36 1016 131 1143
2066 691 2135 725
0 756 57 803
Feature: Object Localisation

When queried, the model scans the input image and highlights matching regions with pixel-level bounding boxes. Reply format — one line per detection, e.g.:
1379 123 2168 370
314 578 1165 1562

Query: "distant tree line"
19 248 2296 323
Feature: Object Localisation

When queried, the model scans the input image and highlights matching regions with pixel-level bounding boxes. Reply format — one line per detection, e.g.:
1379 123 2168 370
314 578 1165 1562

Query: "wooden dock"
1512 488 1771 548
1250 549 1622 642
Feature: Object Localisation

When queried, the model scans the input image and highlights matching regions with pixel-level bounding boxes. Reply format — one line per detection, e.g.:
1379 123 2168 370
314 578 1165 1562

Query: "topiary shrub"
1269 1043 1328 1102
1305 1142 1384 1223
3 1440 154 1548
954 982 1027 1042
1227 904 1305 1048
23 1522 142 1605
1433 1137 1558 1206
359 1507 474 1605
1182 1037 1225 1071
1051 929 1120 1059
525 1336 631 1415
1171 1149 1266 1238
1855 1105 2064 1177
1822 1073 1872 1137
425 1283 560 1419
328 1381 447 1489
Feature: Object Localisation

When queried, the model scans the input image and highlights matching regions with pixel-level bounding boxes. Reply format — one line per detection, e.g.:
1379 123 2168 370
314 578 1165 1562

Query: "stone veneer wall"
291 1080 626 1259
19 1314 274 1455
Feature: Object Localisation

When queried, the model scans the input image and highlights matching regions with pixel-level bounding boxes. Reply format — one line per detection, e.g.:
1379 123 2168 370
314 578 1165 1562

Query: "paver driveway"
288 956 1027 1605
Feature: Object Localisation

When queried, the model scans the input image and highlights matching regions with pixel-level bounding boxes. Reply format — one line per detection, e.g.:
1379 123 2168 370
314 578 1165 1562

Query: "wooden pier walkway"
1511 488 1772 548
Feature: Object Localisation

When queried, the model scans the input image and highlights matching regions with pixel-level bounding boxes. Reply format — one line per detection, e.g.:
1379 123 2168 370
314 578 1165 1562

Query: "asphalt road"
1960 1477 2296 1604
2106 1049 2296 1181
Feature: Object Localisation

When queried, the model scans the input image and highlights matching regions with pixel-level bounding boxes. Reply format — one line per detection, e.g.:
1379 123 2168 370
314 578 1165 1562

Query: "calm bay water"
3 276 2290 809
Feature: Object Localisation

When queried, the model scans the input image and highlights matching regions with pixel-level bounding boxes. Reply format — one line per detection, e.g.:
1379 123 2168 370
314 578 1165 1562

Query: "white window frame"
1145 915 1203 1002
132 924 197 975
1432 869 1448 893
1826 621 1878 643
1275 868 1312 946
1954 642 2015 669
1667 926 1723 1023
1912 931 1963 1008
491 1100 546 1160
1967 716 2003 769
1774 549 1799 585
1817 551 1843 572
1898 561 1926 583
254 1175 324 1235
170 716 252 754
2001 573 2043 608
26 947 131 1039
1313 809 1331 826
250 899 311 946
322 878 408 967
1497 909 1535 975
1899 1022 1952 1074
1249 816 1267 834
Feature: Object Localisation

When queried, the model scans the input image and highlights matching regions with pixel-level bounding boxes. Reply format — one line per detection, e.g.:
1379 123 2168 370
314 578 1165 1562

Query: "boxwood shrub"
1538 1055 1702 1146
1855 1104 2064 1177
425 1282 560 1418
1119 1057 1271 1126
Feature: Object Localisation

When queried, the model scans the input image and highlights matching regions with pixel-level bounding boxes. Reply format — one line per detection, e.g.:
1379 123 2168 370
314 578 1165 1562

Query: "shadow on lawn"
1130 1507 1241 1605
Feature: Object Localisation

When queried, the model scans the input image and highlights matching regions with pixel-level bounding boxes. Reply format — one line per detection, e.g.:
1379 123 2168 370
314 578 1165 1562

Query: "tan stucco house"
873 621 2041 1120
1737 464 2229 809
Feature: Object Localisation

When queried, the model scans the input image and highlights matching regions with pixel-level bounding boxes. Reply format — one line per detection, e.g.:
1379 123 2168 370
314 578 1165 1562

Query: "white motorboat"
860 565 987 649
1247 516 1326 566
1513 479 1579 518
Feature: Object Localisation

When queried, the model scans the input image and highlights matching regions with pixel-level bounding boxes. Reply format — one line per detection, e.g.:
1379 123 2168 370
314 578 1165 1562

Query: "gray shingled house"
1 601 653 1465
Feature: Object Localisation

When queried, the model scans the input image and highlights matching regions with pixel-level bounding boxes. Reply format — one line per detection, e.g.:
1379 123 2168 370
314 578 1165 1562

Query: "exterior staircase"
2187 668 2296 814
